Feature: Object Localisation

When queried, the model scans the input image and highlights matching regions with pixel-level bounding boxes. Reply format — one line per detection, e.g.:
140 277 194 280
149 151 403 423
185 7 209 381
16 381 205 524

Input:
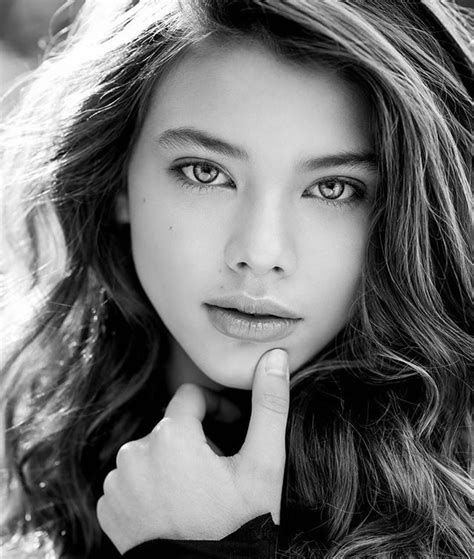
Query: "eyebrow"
157 127 248 160
298 152 377 172
156 127 377 171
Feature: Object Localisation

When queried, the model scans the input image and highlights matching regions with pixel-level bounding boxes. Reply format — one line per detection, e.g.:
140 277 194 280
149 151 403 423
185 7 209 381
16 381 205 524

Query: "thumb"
238 349 289 471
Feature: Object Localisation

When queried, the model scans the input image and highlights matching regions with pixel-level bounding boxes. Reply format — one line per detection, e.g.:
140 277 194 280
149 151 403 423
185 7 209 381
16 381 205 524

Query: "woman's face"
124 41 376 389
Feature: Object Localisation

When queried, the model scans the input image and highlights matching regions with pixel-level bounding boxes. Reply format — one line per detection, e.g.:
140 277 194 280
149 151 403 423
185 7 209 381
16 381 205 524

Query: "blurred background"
0 0 84 100
0 0 473 105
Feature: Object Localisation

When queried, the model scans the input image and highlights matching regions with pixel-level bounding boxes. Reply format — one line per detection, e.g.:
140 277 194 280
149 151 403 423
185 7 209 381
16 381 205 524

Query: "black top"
123 514 278 559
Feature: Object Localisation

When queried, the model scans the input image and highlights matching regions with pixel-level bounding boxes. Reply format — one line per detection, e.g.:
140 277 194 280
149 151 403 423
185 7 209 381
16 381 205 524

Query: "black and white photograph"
1 1 472 557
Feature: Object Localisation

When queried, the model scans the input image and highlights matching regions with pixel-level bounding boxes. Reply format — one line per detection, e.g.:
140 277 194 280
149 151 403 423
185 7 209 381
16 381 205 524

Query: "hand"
96 348 289 554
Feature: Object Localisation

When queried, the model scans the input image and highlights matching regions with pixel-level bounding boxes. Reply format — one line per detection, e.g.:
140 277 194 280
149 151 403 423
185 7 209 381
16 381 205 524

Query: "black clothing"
123 514 278 558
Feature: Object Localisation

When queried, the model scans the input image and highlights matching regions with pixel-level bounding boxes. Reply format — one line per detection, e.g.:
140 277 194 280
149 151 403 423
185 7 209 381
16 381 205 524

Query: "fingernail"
265 349 289 378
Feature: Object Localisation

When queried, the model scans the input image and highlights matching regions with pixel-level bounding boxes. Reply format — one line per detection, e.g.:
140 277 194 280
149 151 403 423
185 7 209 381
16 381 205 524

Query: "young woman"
1 0 472 557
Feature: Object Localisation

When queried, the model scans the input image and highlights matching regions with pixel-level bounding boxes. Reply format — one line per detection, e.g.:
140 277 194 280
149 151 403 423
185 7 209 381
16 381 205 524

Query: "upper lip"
206 294 302 320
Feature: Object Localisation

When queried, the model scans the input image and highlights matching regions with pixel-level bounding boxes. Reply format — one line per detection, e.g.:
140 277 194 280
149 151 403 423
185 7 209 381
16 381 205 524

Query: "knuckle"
102 469 118 495
257 392 289 415
96 496 114 535
152 416 174 437
115 441 136 467
151 417 183 446
96 495 107 523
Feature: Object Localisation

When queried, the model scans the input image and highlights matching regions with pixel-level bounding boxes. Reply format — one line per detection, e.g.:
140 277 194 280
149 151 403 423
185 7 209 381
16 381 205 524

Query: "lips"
206 294 301 320
224 308 278 319
204 304 301 342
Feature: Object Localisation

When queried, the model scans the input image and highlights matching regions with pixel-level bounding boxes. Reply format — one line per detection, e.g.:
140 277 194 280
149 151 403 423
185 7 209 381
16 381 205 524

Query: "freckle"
169 225 173 231
142 197 146 204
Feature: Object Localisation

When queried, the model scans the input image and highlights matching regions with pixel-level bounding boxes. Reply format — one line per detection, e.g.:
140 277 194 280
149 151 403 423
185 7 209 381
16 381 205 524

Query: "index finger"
164 383 208 421
164 383 238 423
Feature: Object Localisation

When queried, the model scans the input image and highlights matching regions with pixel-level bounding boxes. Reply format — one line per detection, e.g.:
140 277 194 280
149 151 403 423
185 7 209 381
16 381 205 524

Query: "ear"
115 191 130 224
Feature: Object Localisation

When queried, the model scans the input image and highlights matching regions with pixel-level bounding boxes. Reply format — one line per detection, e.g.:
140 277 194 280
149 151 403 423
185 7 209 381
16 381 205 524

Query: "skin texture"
120 40 376 391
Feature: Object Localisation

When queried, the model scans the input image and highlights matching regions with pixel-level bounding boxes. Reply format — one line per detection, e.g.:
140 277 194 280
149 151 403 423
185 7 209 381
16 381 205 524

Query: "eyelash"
168 159 367 207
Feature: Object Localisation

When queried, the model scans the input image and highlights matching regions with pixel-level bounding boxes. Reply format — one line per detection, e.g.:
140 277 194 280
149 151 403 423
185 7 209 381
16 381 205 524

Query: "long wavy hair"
1 1 472 557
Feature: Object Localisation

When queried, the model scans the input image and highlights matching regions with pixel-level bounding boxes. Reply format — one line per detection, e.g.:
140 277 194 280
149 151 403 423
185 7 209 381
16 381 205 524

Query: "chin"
205 367 254 390
199 356 255 391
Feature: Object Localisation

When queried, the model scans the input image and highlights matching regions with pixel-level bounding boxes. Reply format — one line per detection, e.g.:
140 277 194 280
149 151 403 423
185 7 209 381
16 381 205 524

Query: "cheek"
128 197 218 311
304 217 367 315
313 255 362 325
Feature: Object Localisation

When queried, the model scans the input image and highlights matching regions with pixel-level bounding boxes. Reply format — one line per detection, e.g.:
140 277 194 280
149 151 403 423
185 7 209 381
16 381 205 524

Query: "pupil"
321 180 344 199
194 164 218 183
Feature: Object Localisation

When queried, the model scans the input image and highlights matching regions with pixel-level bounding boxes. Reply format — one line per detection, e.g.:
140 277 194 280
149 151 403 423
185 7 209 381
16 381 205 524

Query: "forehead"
144 39 374 158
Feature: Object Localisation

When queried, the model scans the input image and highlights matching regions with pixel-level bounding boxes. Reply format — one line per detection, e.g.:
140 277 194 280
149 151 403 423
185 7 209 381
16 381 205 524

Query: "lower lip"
204 304 300 342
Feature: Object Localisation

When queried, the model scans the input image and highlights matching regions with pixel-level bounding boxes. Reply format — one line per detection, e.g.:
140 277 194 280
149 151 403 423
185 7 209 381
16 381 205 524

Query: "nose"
224 195 297 278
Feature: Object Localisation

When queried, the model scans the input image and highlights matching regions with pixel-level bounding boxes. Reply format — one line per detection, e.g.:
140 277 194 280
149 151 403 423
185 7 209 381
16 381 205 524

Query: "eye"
187 162 220 184
304 177 365 205
170 160 234 189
